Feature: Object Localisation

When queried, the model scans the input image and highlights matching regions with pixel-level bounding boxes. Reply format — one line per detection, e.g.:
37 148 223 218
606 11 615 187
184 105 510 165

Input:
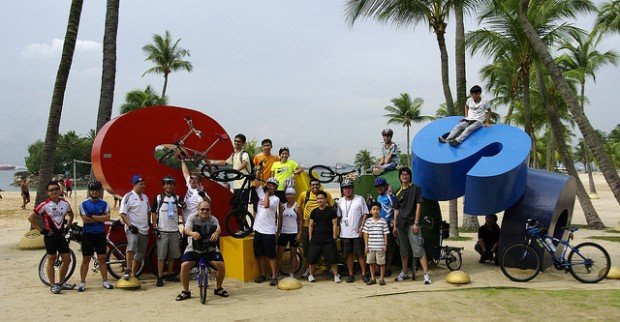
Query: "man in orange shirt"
252 139 279 211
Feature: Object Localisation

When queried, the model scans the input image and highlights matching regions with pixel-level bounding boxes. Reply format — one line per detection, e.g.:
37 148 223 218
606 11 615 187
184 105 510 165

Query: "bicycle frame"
524 225 586 271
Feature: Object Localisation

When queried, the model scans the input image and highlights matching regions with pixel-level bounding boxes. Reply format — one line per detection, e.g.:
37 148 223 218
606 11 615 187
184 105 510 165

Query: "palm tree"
519 0 618 226
354 149 377 171
142 30 193 98
119 85 167 114
345 0 457 116
595 0 620 34
35 0 84 205
95 0 119 133
384 93 435 163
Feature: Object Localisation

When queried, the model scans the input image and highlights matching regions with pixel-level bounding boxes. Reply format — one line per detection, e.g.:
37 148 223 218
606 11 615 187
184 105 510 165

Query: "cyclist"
253 177 281 286
181 159 210 225
119 175 150 280
307 190 340 283
207 133 251 202
276 187 302 278
372 128 399 175
28 180 75 294
252 138 279 211
373 177 397 276
77 180 114 291
176 200 228 301
337 179 369 283
270 147 302 202
151 175 184 287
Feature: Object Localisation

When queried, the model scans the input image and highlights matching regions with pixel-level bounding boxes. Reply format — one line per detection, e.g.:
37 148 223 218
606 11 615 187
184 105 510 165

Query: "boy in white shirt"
362 202 390 285
439 85 491 147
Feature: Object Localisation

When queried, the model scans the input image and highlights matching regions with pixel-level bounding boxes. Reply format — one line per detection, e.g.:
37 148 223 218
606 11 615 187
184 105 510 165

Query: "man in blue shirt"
373 178 396 276
77 180 114 291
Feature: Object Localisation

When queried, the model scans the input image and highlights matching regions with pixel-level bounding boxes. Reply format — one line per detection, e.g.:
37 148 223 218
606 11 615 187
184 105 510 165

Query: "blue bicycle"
197 257 209 304
500 218 610 283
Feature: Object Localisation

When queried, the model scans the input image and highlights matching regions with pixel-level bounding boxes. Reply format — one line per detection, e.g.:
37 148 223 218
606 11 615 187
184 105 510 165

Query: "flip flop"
214 287 229 297
175 290 191 301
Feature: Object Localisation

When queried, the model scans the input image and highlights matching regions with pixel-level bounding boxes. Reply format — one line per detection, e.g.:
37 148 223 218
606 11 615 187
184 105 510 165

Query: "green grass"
458 226 478 233
605 229 620 234
446 236 473 241
587 236 620 243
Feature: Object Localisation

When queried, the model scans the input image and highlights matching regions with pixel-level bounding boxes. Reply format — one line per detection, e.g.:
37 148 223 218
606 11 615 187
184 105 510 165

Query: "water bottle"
543 237 557 252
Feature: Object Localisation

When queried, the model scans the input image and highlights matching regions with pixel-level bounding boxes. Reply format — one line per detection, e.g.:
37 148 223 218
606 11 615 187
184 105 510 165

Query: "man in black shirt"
307 191 340 283
475 214 500 265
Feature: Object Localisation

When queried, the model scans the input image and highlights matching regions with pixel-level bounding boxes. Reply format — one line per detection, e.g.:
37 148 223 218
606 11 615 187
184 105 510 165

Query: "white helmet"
266 177 279 187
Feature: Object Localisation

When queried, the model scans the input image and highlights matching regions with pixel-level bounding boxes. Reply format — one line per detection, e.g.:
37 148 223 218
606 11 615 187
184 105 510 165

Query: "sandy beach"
0 173 618 321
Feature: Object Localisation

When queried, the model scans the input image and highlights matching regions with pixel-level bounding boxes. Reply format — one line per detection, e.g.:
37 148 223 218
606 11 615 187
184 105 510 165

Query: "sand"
0 173 618 321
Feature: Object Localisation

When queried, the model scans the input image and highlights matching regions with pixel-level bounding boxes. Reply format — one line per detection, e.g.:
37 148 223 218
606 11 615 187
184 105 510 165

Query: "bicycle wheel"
224 208 254 238
38 250 77 286
500 243 541 282
147 244 182 278
106 242 145 279
199 268 207 304
308 165 336 184
200 163 218 178
445 249 463 271
567 242 610 283
279 248 303 275
210 168 244 183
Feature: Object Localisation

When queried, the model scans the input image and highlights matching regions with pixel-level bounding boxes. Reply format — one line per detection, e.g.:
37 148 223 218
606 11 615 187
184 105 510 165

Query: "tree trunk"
546 130 555 171
519 0 620 206
535 62 604 228
449 199 459 239
435 31 456 116
454 4 467 114
521 67 535 167
406 125 411 166
162 72 169 98
35 0 84 205
584 141 598 195
95 0 119 133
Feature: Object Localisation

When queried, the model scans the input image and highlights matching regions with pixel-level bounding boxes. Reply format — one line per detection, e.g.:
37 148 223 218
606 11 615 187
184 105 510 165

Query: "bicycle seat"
562 226 579 233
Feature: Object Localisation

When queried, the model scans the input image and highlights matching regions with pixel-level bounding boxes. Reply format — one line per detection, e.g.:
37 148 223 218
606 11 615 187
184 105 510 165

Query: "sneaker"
307 274 316 282
269 278 279 286
102 280 114 289
289 273 295 279
301 268 310 278
156 277 164 287
449 139 459 147
51 283 62 294
123 269 131 280
346 275 355 283
77 282 85 292
438 136 448 143
334 275 341 283
424 273 432 285
62 282 76 290
395 271 409 282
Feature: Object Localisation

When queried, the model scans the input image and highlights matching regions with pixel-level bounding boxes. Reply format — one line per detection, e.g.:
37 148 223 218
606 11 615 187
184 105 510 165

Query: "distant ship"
0 164 16 170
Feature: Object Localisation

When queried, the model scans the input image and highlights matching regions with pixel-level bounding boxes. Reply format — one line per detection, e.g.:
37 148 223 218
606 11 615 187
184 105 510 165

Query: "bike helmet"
162 175 176 185
381 128 393 137
266 177 280 187
373 177 387 187
87 180 102 191
341 179 354 188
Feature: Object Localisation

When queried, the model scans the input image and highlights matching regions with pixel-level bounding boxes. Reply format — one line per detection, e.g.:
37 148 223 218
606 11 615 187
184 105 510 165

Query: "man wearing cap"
181 160 210 225
253 177 281 286
119 175 150 279
373 177 397 276
276 187 302 278
337 179 369 283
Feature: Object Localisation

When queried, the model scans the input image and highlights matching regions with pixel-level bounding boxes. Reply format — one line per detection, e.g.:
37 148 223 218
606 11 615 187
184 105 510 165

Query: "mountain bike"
38 220 145 286
157 115 229 177
500 218 611 283
308 163 360 187
209 168 261 238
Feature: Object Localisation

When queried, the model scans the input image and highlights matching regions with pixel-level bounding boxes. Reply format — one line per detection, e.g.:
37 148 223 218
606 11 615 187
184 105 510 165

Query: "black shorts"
253 231 277 259
66 187 73 192
182 250 224 263
21 191 30 198
308 240 338 265
44 233 70 255
340 237 365 256
277 233 299 248
82 233 107 256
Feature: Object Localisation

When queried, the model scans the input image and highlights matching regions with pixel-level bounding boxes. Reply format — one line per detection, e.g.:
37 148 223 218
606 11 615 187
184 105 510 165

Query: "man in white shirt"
181 160 210 225
337 179 369 283
253 177 281 286
119 175 150 279
439 85 491 147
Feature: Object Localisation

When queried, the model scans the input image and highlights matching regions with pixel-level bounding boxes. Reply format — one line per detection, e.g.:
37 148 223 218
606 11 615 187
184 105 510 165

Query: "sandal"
379 279 386 286
175 290 191 301
254 275 267 283
214 287 229 297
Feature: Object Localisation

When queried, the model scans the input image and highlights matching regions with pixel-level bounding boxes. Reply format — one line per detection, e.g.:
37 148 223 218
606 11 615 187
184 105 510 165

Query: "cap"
131 175 145 185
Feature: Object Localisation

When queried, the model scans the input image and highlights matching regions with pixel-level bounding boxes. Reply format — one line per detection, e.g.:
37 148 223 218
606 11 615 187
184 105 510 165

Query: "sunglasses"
47 188 60 192
199 208 211 212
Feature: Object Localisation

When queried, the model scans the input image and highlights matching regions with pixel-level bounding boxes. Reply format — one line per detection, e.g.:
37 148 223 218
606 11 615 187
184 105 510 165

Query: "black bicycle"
209 168 260 238
428 221 463 271
500 218 611 283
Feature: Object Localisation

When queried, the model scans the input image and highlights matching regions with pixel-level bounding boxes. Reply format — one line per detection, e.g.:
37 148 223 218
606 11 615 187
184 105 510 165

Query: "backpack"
154 193 185 224
231 150 253 173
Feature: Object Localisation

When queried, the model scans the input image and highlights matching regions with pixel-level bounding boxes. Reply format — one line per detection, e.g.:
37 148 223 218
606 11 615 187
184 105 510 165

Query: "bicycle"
38 220 145 286
308 163 360 192
500 218 611 283
157 115 229 177
427 221 463 271
209 168 261 238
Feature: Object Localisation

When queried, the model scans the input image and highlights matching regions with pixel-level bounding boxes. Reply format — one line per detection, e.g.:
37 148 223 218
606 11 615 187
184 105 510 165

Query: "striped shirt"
362 217 389 251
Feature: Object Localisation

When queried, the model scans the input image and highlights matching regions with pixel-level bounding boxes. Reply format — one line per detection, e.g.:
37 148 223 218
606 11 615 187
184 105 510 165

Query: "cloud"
21 39 102 60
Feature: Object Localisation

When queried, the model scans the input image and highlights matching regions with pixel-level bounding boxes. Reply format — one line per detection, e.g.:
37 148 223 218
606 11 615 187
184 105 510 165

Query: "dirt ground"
0 173 618 321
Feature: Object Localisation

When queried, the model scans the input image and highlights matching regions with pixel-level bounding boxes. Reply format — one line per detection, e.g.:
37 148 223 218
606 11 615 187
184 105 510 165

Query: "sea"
0 170 20 191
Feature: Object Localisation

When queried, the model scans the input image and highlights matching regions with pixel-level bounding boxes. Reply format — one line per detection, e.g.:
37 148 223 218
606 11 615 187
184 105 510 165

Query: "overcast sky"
1 0 618 169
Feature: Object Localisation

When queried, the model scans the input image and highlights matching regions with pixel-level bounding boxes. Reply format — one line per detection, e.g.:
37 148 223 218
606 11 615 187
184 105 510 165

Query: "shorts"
308 240 338 265
21 191 30 198
81 233 107 256
277 233 299 248
366 250 386 265
253 231 277 259
125 228 148 262
397 225 425 258
340 237 365 257
44 233 70 255
66 187 73 192
182 250 224 263
156 231 181 260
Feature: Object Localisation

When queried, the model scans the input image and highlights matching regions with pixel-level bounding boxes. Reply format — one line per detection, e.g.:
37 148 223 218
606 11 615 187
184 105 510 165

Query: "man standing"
119 175 150 279
298 178 334 278
77 180 114 291
270 147 302 202
337 179 369 283
253 139 279 210
307 191 340 283
253 177 281 286
373 177 397 276
393 167 431 284
151 176 184 287
181 159 210 225
28 180 75 294
21 177 30 210
64 177 73 198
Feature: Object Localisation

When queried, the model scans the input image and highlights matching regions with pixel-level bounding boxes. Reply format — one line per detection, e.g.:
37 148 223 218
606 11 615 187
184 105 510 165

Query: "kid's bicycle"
427 221 463 271
500 218 611 283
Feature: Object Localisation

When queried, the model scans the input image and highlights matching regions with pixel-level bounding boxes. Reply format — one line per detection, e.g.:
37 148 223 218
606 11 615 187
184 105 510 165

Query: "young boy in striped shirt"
362 202 390 285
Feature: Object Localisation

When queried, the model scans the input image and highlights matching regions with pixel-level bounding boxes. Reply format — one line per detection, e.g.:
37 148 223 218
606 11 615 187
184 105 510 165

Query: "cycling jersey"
34 198 73 233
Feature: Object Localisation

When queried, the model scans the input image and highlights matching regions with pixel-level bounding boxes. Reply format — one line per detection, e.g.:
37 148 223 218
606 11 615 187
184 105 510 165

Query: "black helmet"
381 128 393 136
87 180 102 191
162 175 175 185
